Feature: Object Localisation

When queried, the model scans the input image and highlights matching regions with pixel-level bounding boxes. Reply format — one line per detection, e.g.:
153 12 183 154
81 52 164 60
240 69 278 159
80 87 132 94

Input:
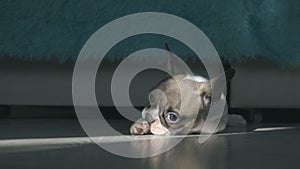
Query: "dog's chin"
150 120 169 135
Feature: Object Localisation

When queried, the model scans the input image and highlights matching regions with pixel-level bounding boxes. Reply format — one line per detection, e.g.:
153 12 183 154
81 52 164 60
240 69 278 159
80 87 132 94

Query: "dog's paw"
130 121 150 135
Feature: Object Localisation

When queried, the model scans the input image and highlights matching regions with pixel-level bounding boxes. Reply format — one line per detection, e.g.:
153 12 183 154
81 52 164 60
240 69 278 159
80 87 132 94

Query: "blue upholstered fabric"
0 0 299 65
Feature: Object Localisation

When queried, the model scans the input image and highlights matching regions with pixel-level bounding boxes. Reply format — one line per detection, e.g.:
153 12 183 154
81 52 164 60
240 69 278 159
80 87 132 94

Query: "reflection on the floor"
137 136 228 169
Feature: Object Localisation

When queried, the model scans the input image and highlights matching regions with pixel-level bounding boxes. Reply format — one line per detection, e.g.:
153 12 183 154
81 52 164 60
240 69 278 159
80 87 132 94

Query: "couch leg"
246 109 262 123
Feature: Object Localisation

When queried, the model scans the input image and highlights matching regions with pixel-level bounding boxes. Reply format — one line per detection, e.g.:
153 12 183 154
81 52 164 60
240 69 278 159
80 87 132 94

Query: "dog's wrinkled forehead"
149 75 202 109
151 76 180 107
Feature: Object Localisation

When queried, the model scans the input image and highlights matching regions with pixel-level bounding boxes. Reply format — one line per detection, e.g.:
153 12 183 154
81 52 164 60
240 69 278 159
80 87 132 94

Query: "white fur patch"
150 120 169 135
183 75 207 82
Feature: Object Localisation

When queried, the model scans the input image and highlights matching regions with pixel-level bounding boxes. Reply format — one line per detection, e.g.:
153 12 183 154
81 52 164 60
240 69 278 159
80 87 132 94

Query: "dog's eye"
166 112 178 122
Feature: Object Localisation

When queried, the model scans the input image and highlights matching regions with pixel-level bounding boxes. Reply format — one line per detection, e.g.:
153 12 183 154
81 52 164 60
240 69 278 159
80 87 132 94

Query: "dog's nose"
145 114 154 123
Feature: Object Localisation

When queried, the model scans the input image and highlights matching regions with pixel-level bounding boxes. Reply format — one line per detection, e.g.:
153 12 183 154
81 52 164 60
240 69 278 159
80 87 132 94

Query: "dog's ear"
165 43 190 75
165 43 175 74
202 68 235 89
198 68 235 107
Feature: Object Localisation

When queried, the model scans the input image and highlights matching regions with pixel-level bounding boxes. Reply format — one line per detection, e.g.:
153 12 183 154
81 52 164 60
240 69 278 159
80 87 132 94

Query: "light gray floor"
0 118 299 169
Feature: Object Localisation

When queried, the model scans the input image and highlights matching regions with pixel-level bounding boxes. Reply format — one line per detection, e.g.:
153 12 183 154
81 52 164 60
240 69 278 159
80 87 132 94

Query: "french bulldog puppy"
130 70 235 135
130 44 244 135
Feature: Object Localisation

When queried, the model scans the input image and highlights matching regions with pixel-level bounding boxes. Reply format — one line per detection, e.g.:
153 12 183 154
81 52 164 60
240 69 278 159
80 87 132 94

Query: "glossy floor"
0 119 299 169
